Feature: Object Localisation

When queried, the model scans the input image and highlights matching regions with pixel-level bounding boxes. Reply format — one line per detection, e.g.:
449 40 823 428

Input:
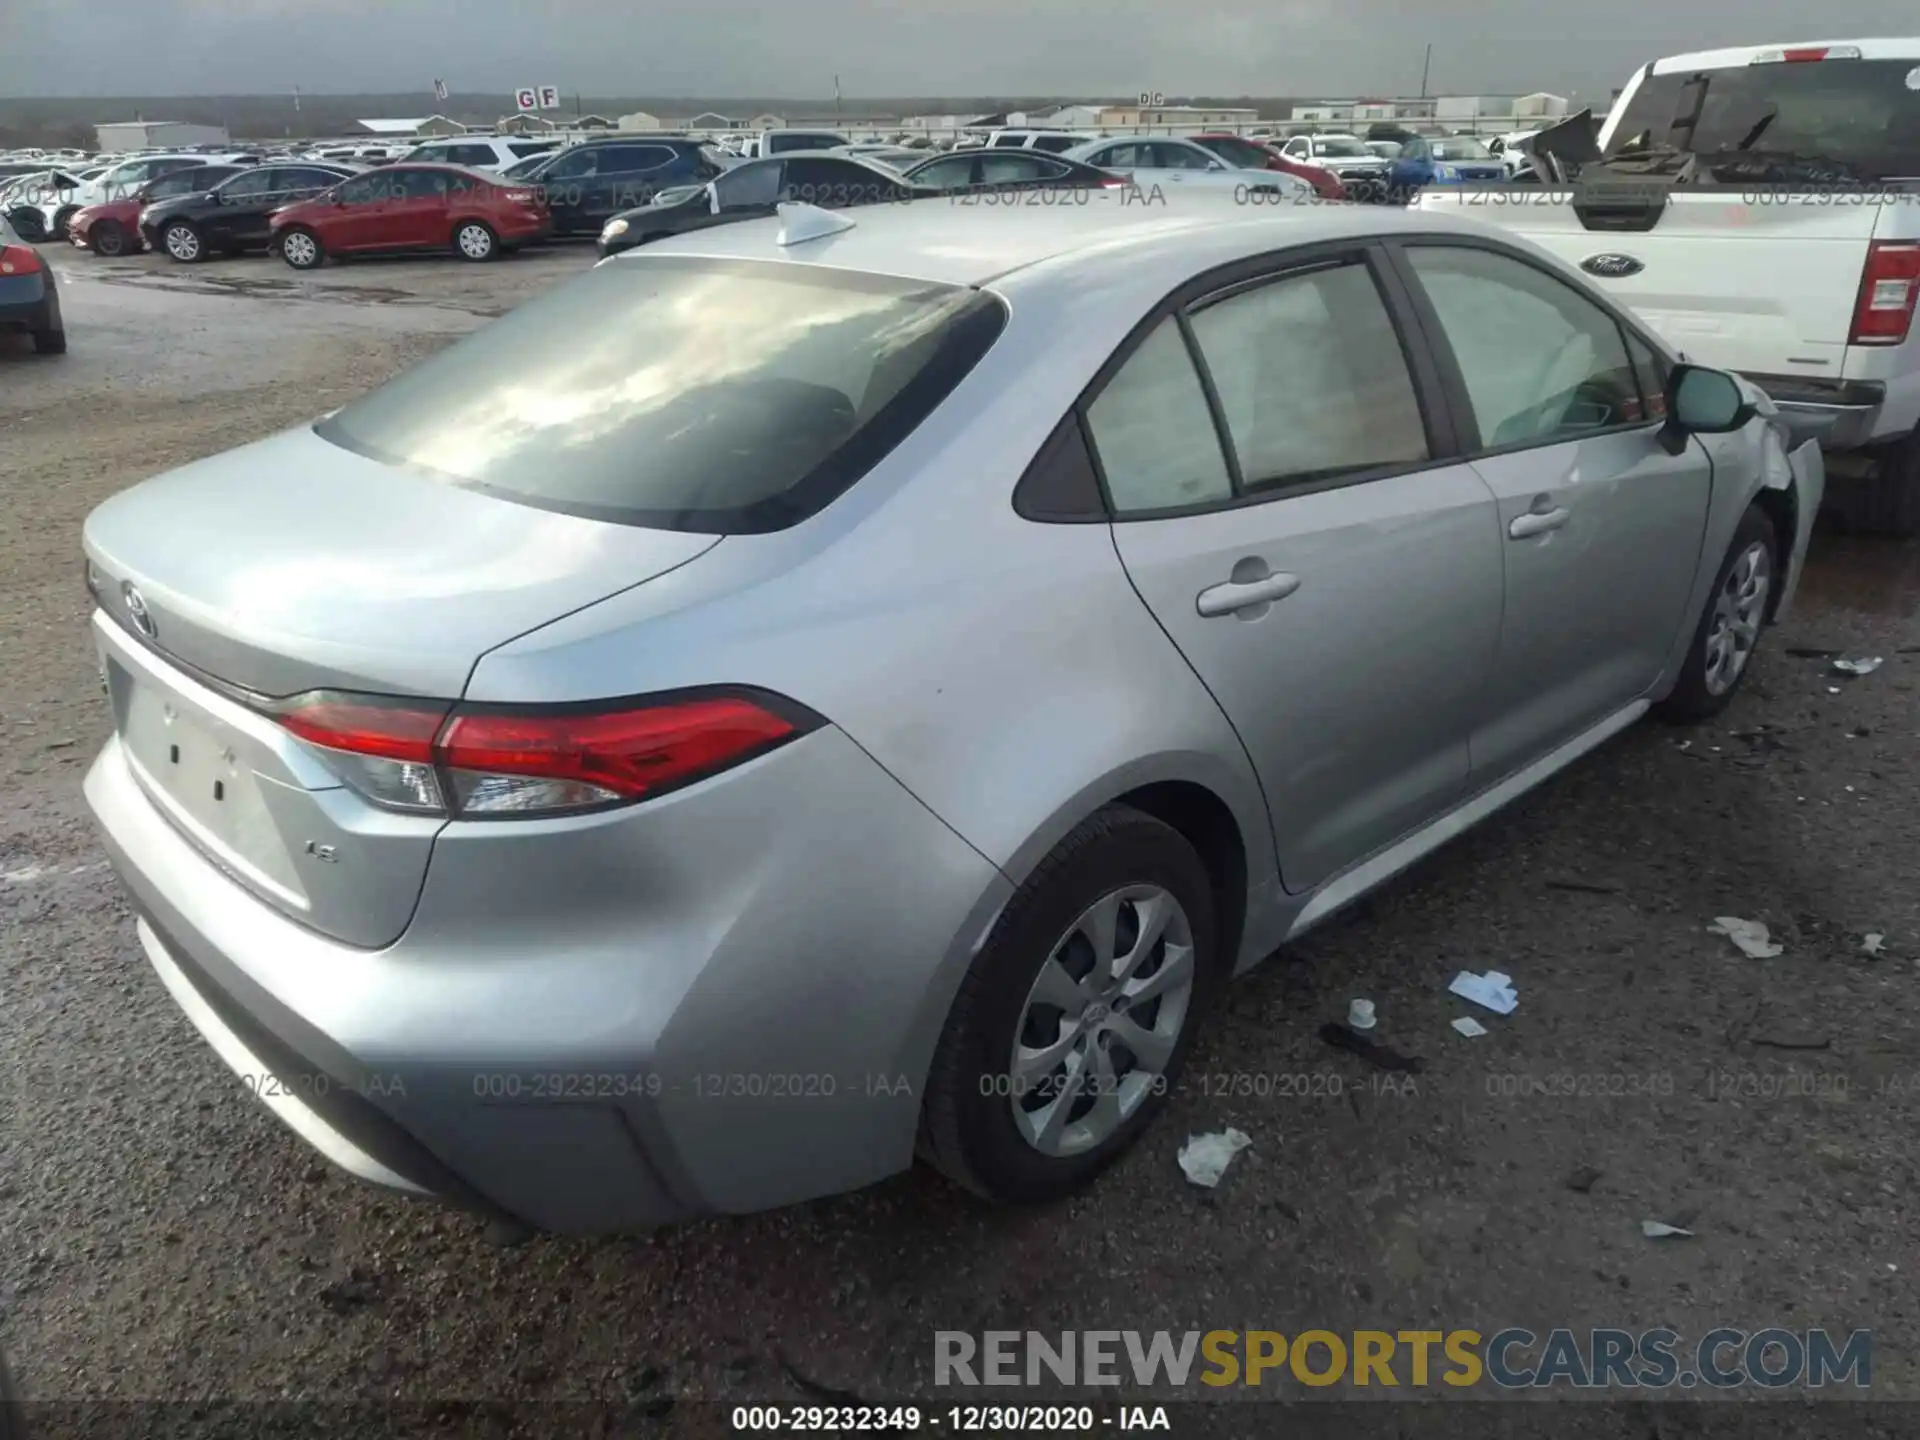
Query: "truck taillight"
1848 241 1920 346
269 688 817 818
1752 45 1862 63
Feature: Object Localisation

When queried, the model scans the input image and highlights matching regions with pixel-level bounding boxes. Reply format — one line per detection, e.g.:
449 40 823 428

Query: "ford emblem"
121 581 157 640
1580 252 1645 278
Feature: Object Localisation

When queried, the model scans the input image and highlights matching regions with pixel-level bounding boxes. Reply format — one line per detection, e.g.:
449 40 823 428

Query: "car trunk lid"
84 424 719 946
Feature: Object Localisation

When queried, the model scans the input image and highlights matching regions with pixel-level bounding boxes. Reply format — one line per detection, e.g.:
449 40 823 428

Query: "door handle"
1196 572 1301 617
1508 507 1570 539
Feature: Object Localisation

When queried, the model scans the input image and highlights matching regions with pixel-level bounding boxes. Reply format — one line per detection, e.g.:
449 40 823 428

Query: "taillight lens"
0 245 41 276
502 187 538 205
1849 241 1920 346
268 689 814 819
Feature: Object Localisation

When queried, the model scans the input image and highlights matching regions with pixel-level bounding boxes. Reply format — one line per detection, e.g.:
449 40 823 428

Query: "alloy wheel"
1703 540 1772 696
282 232 317 267
1008 885 1195 1157
164 225 200 261
457 224 493 259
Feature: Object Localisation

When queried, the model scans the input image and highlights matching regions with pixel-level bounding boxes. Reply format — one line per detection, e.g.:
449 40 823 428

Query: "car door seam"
1103 522 1288 892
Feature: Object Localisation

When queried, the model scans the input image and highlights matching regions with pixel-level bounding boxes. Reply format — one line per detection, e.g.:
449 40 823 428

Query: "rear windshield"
1610 57 1920 181
315 256 1007 534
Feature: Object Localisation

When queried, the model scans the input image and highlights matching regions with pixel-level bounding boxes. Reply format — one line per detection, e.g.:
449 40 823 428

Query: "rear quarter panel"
465 267 1286 971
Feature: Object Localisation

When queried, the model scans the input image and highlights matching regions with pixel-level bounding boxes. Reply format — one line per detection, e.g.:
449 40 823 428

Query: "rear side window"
1085 319 1233 513
315 258 1007 533
1030 134 1079 154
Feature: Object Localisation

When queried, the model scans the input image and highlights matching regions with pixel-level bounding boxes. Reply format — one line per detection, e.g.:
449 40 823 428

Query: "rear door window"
314 258 1007 533
1610 57 1920 181
1188 262 1430 492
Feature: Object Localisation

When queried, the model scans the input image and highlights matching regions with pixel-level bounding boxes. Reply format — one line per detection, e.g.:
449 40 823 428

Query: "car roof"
378 163 498 181
1648 35 1920 71
618 187 1508 293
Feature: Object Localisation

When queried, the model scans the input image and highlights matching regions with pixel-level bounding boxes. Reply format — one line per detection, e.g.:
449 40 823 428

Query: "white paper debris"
1833 656 1884 676
1863 933 1887 956
1448 970 1519 1015
1451 1016 1489 1037
1708 916 1783 959
1178 1128 1252 1189
1641 1220 1694 1239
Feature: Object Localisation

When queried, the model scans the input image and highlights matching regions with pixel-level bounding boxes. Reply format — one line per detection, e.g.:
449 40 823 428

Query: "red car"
269 164 549 269
1190 133 1347 202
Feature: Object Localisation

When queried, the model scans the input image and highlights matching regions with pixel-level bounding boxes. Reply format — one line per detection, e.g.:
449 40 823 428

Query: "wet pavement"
2 242 1918 1429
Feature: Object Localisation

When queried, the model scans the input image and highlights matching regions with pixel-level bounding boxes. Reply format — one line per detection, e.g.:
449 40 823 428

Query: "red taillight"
502 187 539 205
269 689 813 818
1849 241 1920 346
0 244 41 276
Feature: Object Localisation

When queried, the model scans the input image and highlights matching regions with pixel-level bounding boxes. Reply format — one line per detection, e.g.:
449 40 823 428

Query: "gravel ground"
3 243 1918 1435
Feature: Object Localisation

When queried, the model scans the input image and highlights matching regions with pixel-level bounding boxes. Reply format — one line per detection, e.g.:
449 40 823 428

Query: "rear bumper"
0 274 53 332
1743 374 1888 450
84 716 1010 1234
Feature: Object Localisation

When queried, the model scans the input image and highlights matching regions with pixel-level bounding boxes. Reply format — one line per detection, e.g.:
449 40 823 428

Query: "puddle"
84 268 503 319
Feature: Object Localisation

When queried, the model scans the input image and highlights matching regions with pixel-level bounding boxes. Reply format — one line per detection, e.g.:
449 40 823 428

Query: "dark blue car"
1388 135 1507 196
0 211 64 356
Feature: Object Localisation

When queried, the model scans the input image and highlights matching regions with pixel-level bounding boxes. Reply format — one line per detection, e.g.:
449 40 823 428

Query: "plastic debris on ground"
1448 970 1519 1015
1451 1016 1488 1038
1863 933 1887 957
1347 998 1376 1031
1832 656 1884 676
1707 916 1783 959
1641 1220 1694 1239
1177 1128 1252 1189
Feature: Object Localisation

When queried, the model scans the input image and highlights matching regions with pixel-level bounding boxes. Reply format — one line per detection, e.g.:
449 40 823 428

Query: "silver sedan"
82 193 1822 1233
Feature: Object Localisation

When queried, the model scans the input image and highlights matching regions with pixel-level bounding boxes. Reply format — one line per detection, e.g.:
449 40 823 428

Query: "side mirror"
1661 363 1754 453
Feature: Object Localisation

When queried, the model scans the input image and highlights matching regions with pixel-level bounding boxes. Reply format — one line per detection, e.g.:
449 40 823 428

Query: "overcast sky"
6 0 1920 102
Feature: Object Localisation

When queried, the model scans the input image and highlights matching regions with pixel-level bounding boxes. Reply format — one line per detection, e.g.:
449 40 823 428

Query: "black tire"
920 805 1221 1205
1858 432 1920 538
0 1344 24 1440
160 221 204 264
89 219 128 257
6 207 45 242
32 326 66 356
51 206 78 240
453 220 498 262
279 226 324 270
1657 504 1779 722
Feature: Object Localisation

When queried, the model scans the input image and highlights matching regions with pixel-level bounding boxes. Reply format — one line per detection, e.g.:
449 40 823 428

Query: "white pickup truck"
1417 38 1920 534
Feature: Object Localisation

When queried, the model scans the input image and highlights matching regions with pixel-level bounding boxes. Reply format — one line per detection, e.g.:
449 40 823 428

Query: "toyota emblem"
1580 252 1645 279
121 581 157 639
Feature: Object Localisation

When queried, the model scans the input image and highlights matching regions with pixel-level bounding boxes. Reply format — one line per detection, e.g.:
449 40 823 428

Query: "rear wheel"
1858 431 1920 538
32 325 66 356
52 205 79 240
279 227 324 270
453 220 498 262
161 221 204 263
89 219 128 257
920 805 1220 1204
1657 504 1777 721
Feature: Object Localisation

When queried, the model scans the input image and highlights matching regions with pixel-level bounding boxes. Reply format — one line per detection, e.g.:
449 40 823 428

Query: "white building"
94 120 231 153
356 116 467 138
617 111 663 131
1007 103 1104 130
1095 103 1260 131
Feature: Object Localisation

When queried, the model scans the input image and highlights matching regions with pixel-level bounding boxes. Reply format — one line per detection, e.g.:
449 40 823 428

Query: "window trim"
1065 241 1466 525
1382 235 1676 461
